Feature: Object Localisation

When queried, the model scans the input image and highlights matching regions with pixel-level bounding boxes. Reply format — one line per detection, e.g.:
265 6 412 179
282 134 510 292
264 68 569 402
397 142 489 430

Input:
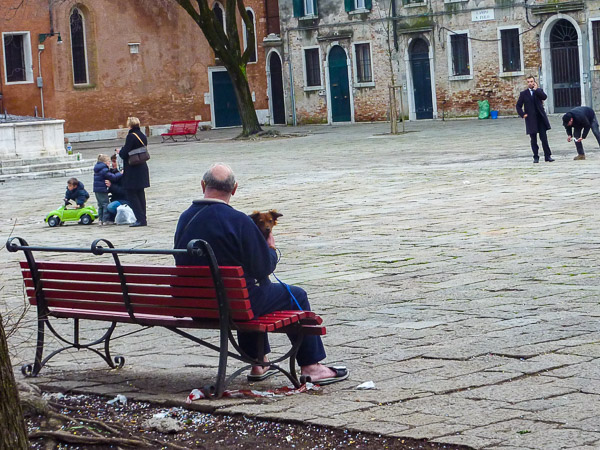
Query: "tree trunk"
0 314 28 449
227 64 262 137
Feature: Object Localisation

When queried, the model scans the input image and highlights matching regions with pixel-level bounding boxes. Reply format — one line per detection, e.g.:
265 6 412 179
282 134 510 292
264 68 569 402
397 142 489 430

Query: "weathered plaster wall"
0 0 270 133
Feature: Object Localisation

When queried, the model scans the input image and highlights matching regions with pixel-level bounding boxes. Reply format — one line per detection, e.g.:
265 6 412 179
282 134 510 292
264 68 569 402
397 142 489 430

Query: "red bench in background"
7 237 325 398
161 120 201 142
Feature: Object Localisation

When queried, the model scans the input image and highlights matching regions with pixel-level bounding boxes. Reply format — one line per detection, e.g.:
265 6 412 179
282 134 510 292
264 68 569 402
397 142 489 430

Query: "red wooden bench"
7 237 325 398
161 120 201 142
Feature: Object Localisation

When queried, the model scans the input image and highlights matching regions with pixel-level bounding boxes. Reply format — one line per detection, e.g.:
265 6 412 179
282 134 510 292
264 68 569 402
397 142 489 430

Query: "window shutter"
312 0 318 15
365 0 372 10
293 0 303 17
344 0 354 12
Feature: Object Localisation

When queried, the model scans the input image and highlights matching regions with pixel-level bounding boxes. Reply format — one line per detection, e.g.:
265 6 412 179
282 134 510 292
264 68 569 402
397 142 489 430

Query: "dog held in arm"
249 210 282 239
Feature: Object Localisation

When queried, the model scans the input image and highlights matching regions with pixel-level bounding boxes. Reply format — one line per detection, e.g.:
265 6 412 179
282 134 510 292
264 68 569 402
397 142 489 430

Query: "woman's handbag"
128 133 150 166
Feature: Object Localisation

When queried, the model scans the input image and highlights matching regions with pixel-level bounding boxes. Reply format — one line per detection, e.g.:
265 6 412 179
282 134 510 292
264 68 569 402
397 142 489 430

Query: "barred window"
213 3 225 33
593 21 600 66
304 48 321 87
355 43 372 83
243 9 257 63
450 33 470 76
70 8 89 84
500 28 521 72
3 34 26 82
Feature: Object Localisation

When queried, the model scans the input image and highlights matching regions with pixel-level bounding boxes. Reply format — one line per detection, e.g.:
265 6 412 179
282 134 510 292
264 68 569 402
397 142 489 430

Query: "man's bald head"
202 163 237 196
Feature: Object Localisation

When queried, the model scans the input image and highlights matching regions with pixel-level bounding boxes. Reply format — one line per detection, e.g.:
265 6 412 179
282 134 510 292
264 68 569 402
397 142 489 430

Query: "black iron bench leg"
22 318 124 377
22 314 47 376
213 317 230 398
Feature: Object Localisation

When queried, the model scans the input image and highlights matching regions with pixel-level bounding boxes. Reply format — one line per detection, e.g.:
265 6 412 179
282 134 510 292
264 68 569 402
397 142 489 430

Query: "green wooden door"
328 46 351 122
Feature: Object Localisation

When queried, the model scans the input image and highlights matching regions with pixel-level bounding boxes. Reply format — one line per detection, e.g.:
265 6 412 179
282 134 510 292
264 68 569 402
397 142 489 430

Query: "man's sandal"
247 367 279 382
307 366 349 386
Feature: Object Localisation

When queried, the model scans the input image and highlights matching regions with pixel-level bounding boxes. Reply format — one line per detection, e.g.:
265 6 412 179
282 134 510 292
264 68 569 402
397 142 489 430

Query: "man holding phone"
516 76 554 163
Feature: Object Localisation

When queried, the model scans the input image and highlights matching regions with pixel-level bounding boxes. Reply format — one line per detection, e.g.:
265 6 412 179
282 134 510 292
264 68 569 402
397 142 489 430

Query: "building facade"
0 0 277 138
278 0 600 124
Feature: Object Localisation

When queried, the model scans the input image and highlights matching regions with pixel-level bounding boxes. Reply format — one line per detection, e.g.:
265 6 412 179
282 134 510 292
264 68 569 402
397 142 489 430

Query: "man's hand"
567 136 572 142
576 137 583 143
523 114 528 119
266 233 276 250
533 81 538 90
105 180 112 187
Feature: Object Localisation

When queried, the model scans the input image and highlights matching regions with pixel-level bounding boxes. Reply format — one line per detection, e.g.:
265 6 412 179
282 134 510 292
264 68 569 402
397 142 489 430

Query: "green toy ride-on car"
45 201 98 227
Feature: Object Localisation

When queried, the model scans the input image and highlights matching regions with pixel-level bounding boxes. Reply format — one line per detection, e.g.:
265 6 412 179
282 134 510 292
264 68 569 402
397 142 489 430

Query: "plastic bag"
115 204 136 225
478 100 490 119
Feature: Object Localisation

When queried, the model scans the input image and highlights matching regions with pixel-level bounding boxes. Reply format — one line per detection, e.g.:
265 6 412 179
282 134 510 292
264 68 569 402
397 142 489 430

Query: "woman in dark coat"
118 116 150 227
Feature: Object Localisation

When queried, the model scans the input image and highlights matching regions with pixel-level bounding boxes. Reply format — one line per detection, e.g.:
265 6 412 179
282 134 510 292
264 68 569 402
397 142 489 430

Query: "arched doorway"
268 52 286 125
328 46 351 122
409 39 433 119
550 19 581 112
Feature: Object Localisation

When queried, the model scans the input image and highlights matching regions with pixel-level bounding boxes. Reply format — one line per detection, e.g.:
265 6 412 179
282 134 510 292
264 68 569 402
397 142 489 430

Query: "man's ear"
201 180 206 193
231 182 238 196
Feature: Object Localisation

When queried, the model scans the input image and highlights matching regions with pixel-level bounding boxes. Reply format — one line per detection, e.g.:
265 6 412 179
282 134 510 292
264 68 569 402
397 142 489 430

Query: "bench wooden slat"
48 308 270 332
30 298 254 321
23 279 249 299
21 269 246 288
25 288 252 310
20 261 245 278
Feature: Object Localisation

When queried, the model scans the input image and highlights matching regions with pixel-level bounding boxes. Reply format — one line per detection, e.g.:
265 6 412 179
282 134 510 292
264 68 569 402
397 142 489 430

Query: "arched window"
70 8 89 84
243 8 257 63
213 3 225 34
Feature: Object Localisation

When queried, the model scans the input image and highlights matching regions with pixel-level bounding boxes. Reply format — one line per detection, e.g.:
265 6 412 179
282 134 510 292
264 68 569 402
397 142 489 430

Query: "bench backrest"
20 261 254 321
169 120 200 134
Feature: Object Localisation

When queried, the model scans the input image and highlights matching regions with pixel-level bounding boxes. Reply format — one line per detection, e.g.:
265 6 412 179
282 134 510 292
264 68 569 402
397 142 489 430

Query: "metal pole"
389 85 397 135
398 85 405 134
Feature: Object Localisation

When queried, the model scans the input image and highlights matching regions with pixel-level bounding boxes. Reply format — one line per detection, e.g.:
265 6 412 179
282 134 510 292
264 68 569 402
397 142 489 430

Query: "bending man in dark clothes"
173 163 348 385
562 106 600 160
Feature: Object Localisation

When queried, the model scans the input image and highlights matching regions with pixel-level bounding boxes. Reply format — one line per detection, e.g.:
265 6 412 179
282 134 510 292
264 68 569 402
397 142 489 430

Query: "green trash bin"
478 100 490 119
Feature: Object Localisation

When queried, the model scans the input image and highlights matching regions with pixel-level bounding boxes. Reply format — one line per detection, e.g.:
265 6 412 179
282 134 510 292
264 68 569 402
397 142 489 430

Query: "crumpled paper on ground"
187 383 318 403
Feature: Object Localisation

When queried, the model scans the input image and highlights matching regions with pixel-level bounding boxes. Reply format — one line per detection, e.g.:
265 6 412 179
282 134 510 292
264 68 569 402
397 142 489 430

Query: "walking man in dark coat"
516 76 554 163
562 106 600 160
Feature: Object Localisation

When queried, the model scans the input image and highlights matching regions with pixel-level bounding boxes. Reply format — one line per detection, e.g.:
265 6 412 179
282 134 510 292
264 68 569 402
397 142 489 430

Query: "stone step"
0 166 93 182
0 155 80 168
0 156 92 182
0 158 89 175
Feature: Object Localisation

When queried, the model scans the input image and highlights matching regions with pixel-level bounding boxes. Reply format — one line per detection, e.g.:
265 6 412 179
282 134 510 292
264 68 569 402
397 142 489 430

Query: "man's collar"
192 198 229 205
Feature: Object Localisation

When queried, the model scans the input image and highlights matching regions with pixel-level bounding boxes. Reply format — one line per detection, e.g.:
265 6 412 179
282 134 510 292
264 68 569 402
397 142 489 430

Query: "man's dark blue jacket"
564 106 596 140
173 200 278 304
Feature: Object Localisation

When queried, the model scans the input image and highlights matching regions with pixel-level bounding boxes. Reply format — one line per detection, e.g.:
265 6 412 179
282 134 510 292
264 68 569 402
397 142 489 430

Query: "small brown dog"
249 210 282 239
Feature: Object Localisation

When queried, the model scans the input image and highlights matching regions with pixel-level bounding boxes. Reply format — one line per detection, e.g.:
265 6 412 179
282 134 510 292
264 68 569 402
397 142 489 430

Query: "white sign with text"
472 9 494 22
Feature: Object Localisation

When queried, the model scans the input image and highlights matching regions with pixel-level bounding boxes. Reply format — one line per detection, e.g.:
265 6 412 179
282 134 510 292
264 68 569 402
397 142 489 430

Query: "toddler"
93 154 122 224
64 177 89 208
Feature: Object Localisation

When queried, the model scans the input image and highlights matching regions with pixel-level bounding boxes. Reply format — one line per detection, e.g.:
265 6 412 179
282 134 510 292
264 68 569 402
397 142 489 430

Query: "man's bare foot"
249 358 271 376
300 363 336 381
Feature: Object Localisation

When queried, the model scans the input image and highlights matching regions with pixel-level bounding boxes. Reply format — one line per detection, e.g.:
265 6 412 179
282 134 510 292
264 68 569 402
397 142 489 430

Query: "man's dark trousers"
530 118 552 160
574 115 600 155
238 283 326 367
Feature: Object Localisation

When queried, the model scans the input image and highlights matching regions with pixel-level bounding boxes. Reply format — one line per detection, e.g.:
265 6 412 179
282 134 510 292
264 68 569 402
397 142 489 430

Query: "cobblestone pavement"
2 117 600 449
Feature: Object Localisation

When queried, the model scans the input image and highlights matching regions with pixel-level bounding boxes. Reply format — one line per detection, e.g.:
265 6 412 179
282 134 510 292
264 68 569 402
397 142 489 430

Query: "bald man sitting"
174 163 348 386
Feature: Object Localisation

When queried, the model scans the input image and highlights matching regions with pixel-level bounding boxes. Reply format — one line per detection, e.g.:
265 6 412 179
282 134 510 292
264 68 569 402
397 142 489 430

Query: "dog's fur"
249 210 282 239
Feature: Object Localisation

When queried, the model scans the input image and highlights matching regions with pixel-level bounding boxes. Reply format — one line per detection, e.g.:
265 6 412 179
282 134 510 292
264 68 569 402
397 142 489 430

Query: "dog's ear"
249 211 261 222
269 210 283 220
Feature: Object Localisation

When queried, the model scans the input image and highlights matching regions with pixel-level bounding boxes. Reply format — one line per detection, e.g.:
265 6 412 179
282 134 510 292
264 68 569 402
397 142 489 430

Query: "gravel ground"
26 393 472 449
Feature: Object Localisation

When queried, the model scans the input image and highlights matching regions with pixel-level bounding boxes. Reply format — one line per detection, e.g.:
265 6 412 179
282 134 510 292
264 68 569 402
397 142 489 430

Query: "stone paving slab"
2 118 600 448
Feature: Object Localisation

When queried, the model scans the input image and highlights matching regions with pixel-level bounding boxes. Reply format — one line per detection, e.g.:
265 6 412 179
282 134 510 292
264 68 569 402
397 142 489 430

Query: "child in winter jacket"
64 177 90 208
93 154 123 224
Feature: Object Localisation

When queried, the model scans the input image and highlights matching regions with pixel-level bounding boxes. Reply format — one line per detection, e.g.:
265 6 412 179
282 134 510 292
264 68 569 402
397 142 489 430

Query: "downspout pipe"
38 49 45 118
286 28 297 126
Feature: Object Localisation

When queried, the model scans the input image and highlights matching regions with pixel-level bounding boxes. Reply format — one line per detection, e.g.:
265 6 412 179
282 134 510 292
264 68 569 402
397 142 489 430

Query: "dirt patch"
235 130 306 140
26 393 472 449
